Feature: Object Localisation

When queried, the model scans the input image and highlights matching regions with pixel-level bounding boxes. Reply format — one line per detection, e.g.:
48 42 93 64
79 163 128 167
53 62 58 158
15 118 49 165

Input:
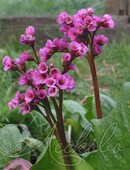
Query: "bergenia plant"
2 7 114 170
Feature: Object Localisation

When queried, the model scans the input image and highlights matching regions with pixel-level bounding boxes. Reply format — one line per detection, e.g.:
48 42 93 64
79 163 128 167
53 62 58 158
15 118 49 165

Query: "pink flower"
108 19 115 28
15 91 23 103
68 63 77 70
37 73 48 85
60 25 70 35
88 21 97 32
34 84 41 91
20 34 35 46
59 38 68 50
25 26 35 35
103 14 112 21
56 75 69 90
69 41 80 51
49 63 54 69
50 68 60 78
25 88 35 103
4 158 32 170
62 53 71 62
16 52 32 65
102 14 115 28
26 69 34 80
68 28 78 41
66 78 75 92
64 74 75 92
38 62 48 74
94 44 102 55
73 14 83 25
45 39 56 48
2 56 14 71
32 70 48 85
76 43 88 57
74 23 85 34
94 34 109 46
65 15 73 24
39 47 51 62
20 102 31 114
87 8 94 16
18 74 28 86
77 8 88 18
8 98 19 109
36 89 47 100
53 38 60 47
94 16 103 24
46 77 56 87
57 11 68 24
48 86 58 97
84 16 92 25
20 26 35 46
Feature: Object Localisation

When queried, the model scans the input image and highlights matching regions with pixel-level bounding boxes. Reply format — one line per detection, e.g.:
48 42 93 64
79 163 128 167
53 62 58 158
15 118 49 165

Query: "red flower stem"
51 97 59 116
32 45 40 64
42 97 74 169
38 103 60 142
32 58 38 64
58 90 72 170
49 96 72 170
87 56 102 119
43 98 57 124
58 90 66 142
14 64 25 74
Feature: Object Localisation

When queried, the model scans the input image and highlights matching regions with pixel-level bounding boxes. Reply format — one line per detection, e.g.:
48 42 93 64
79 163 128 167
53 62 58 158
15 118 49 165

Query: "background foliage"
0 0 106 17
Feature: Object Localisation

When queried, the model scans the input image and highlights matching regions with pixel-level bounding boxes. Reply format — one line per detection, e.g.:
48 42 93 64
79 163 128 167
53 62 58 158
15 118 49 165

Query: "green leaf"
82 150 98 170
63 100 86 115
63 100 89 127
0 124 22 157
31 139 93 170
92 94 116 118
65 119 95 154
65 119 83 142
84 96 94 121
22 137 44 152
99 94 116 117
0 152 12 169
0 124 31 165
89 83 130 170
84 94 116 121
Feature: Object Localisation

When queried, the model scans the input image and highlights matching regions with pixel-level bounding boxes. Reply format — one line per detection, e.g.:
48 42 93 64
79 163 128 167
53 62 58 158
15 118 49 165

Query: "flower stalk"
32 45 40 64
51 93 73 170
87 56 102 119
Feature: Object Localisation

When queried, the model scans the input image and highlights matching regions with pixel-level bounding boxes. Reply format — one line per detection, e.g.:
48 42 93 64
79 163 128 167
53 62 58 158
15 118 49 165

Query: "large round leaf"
31 139 93 170
85 82 130 170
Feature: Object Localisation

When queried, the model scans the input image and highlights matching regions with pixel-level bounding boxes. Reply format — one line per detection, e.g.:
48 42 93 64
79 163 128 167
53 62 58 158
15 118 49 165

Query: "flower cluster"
7 59 75 114
58 8 114 39
2 52 33 72
20 26 35 46
2 8 114 115
57 8 114 55
2 56 15 71
3 26 75 114
39 37 88 73
39 38 68 62
93 34 108 55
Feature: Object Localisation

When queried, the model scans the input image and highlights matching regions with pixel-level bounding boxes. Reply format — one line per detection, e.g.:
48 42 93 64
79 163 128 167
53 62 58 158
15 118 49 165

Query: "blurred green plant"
0 0 106 17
